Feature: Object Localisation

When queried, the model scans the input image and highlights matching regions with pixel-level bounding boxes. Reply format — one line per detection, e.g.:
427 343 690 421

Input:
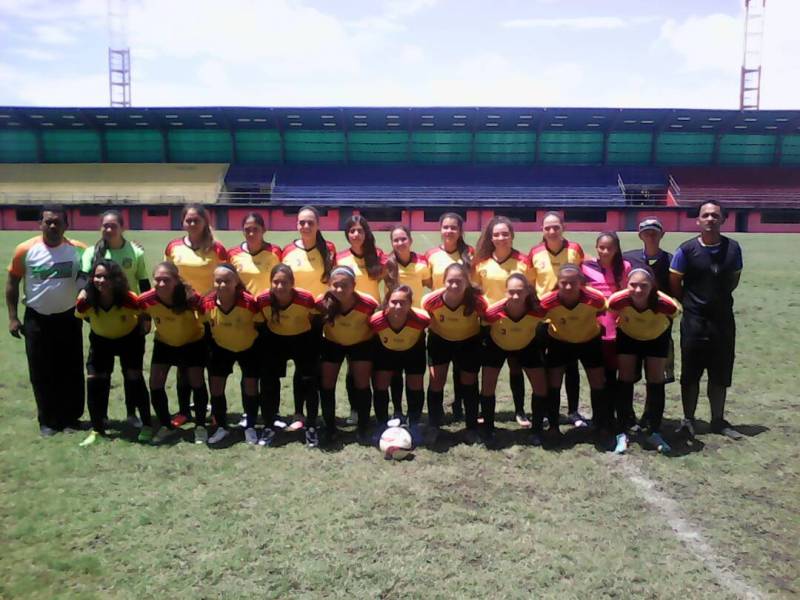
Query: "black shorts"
208 339 260 378
262 329 320 378
482 335 545 370
374 336 427 375
680 314 736 387
320 336 376 365
546 335 604 369
151 338 207 368
617 328 671 359
87 329 145 376
426 332 482 373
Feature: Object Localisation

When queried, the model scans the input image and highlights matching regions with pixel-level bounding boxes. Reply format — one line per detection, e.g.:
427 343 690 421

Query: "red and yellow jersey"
425 245 475 290
282 240 337 298
391 252 431 307
335 247 387 301
75 291 140 339
608 289 680 341
484 299 546 351
473 250 532 304
528 240 585 297
257 288 317 337
227 242 282 295
422 289 488 342
138 289 205 347
201 291 262 352
164 238 228 296
540 287 606 344
369 308 430 351
315 291 378 346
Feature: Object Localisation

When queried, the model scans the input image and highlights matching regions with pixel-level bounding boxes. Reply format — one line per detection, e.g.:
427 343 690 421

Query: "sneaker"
356 428 372 446
675 418 696 438
194 425 208 444
346 410 358 426
244 427 259 445
567 412 589 428
286 418 305 432
305 427 319 448
126 415 143 429
628 423 643 436
647 432 671 454
62 425 79 434
137 426 154 444
711 419 744 440
152 426 174 445
237 414 248 428
515 412 532 429
79 430 102 447
542 416 550 429
259 428 276 447
463 428 481 445
387 417 402 428
482 429 498 448
273 418 288 430
207 428 229 445
170 413 190 428
614 433 628 454
321 426 339 446
529 431 544 447
39 425 58 438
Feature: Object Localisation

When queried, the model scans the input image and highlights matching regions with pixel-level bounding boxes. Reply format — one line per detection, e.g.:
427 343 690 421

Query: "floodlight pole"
108 0 132 107
739 0 766 110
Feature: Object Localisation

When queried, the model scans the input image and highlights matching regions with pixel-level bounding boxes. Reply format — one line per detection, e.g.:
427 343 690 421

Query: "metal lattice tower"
740 0 766 110
108 0 131 107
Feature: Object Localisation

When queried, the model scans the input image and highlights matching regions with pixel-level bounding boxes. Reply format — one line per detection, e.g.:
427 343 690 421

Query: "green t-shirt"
80 239 149 293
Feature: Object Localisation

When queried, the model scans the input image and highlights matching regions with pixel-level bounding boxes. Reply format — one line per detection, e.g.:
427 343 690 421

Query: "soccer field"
0 229 798 599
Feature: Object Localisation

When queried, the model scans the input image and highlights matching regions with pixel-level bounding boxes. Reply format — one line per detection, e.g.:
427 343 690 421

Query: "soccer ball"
379 426 413 460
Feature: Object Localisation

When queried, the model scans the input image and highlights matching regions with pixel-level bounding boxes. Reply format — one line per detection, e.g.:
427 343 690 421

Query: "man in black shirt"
670 201 743 440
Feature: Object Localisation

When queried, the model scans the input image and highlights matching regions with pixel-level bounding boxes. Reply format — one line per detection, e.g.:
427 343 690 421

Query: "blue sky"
0 0 797 108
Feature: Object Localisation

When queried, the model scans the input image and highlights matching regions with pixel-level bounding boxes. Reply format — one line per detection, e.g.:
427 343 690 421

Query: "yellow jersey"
425 245 475 290
282 240 337 299
75 291 140 339
164 238 228 296
316 291 378 346
370 308 430 351
390 252 431 307
257 288 317 337
608 289 680 341
335 248 387 302
528 240 585 297
422 289 488 342
540 287 606 344
227 242 282 295
484 299 546 351
138 289 205 347
201 291 262 352
473 250 532 304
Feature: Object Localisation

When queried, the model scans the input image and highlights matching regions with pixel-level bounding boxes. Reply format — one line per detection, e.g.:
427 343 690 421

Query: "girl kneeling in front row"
316 266 378 445
609 267 680 454
481 274 548 446
202 264 263 446
76 260 151 446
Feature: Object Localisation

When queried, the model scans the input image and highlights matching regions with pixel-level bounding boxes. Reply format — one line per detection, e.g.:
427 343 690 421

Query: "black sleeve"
138 279 152 293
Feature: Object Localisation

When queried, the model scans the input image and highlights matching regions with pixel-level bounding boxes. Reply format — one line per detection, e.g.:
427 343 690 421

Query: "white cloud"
658 13 741 73
399 44 425 65
503 17 629 30
33 24 78 45
12 47 59 61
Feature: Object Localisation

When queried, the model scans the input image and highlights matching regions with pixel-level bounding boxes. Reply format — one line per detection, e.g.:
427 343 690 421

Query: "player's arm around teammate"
481 274 547 446
474 215 534 428
369 286 430 439
256 265 321 448
421 263 488 446
540 265 608 447
139 262 208 445
609 268 680 454
75 260 151 447
315 266 378 445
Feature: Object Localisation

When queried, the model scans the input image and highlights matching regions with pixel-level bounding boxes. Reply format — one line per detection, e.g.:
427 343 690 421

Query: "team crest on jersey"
438 314 445 322
122 257 133 268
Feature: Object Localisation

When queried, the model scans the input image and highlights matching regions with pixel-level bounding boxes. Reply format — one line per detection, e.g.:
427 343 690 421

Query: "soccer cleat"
648 432 671 454
529 431 544 447
286 418 305 432
273 418 288 430
675 418 696 438
423 425 440 447
711 419 744 440
152 426 174 445
62 425 79 434
450 403 464 422
39 425 58 438
356 428 372 446
244 427 259 445
170 413 190 429
614 433 628 454
387 417 402 428
237 414 248 428
567 412 589 428
126 415 143 429
305 427 319 448
346 410 358 426
207 428 229 445
515 413 532 429
194 425 208 444
463 428 481 446
79 430 102 447
137 426 154 444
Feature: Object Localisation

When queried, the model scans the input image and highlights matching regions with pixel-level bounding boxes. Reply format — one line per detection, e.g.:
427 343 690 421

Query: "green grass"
0 229 798 598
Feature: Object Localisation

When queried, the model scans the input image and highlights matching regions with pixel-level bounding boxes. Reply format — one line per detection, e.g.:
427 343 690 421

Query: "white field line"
619 459 765 600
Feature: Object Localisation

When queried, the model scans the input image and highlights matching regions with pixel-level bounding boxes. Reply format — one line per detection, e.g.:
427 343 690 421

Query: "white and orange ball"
379 427 413 460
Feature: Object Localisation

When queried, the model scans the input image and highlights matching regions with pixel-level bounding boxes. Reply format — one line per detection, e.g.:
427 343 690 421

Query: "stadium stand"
669 167 800 207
